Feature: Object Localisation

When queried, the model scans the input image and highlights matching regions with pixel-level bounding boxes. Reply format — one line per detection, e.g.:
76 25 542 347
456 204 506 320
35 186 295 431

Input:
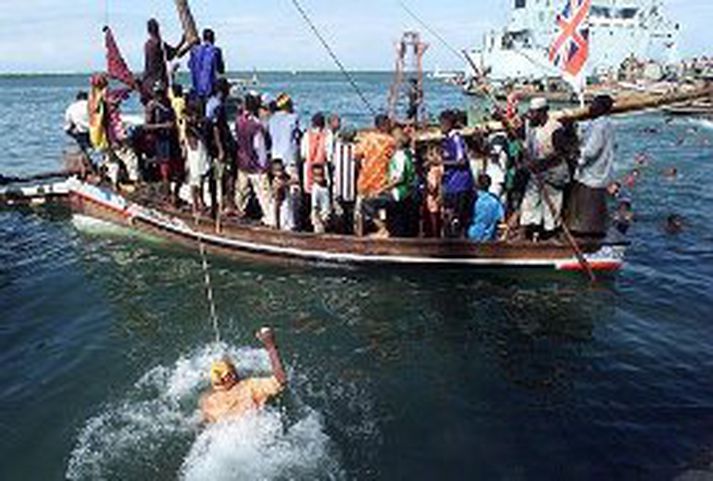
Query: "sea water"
1 73 713 480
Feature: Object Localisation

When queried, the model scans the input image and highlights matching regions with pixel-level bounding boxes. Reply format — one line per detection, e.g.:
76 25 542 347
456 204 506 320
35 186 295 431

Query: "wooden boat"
0 178 627 272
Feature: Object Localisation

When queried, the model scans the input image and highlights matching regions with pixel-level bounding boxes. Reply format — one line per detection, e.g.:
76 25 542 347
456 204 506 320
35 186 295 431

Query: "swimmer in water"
665 214 684 235
200 327 287 424
663 167 678 178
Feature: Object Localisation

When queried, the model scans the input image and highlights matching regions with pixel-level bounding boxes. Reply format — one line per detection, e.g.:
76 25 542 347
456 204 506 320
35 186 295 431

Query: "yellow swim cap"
210 359 237 386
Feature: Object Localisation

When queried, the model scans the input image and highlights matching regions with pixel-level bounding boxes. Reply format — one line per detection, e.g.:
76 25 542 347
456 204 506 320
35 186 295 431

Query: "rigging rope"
289 0 377 117
196 225 221 343
397 0 463 63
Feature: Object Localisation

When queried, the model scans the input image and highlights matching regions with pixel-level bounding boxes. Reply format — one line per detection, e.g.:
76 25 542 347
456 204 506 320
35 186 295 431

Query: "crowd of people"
65 19 624 244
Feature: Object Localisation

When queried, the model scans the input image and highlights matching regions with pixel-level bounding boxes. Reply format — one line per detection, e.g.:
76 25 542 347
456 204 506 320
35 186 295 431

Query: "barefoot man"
200 328 287 423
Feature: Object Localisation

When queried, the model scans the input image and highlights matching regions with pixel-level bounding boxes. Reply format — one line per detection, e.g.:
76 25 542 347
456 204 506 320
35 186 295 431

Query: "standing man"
64 91 91 154
440 110 474 237
200 327 287 424
205 78 235 215
566 94 616 237
519 98 570 240
235 93 274 226
353 114 396 237
189 28 226 101
141 18 184 104
268 93 301 230
144 81 179 203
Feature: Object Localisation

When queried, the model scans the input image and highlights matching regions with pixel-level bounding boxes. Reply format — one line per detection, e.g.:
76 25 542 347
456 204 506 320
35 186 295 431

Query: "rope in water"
197 232 221 343
289 0 377 117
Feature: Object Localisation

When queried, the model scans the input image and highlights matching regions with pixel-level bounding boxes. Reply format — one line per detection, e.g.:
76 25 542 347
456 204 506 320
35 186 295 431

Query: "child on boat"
184 122 210 214
310 163 332 234
270 159 297 231
423 144 444 238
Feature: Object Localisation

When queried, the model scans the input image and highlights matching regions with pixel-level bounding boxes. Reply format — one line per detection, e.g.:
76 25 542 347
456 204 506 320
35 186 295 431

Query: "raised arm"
256 327 287 386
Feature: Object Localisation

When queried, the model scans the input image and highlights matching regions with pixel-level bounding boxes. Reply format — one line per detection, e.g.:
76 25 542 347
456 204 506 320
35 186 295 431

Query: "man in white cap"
519 97 571 240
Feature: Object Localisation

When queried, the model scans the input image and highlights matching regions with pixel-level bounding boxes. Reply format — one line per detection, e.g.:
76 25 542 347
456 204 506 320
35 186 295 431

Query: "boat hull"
65 180 626 272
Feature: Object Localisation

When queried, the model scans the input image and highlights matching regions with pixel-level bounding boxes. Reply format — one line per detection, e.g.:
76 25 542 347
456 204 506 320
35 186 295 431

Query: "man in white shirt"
64 91 90 153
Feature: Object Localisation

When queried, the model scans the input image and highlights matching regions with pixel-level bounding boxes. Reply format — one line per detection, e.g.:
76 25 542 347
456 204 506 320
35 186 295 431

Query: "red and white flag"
549 0 591 93
104 26 136 89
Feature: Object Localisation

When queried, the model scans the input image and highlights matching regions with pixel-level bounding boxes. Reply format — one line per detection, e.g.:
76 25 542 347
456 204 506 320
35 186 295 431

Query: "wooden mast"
174 0 200 57
414 83 713 143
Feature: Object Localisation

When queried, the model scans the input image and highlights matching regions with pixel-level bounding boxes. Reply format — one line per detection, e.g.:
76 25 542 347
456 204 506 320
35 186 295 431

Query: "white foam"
66 343 341 480
180 409 338 481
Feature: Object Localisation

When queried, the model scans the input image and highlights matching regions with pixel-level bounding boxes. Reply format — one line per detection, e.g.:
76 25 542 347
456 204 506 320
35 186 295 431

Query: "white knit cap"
529 97 548 110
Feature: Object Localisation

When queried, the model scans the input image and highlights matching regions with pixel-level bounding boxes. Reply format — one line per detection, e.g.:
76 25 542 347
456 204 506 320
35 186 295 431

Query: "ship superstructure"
469 0 679 81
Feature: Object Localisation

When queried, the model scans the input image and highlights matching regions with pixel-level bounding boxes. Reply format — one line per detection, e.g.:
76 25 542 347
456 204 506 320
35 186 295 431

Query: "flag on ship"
549 0 591 93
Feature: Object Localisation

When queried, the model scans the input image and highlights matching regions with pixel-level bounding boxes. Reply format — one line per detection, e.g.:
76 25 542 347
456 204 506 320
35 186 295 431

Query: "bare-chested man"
200 327 287 423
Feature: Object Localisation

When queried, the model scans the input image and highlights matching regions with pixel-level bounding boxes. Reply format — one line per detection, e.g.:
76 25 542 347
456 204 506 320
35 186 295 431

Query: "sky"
0 0 710 73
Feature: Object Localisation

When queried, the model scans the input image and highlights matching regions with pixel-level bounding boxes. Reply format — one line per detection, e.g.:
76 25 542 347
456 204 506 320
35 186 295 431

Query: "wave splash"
66 343 341 481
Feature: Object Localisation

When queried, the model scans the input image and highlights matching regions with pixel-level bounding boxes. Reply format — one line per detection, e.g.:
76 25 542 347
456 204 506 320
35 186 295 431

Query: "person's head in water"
147 18 160 38
665 214 684 234
210 359 239 391
203 28 215 45
76 91 88 102
375 114 391 134
608 181 622 197
312 112 326 130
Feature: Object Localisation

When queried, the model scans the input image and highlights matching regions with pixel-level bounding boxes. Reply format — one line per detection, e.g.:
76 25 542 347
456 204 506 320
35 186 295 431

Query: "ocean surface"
1 72 713 481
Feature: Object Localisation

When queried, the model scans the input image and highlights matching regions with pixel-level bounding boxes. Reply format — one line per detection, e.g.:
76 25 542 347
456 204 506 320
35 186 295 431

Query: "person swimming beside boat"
200 327 287 424
468 174 505 242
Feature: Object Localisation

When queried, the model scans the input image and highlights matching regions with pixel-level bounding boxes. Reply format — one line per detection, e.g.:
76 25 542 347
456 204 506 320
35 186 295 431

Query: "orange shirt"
355 132 395 197
201 376 283 423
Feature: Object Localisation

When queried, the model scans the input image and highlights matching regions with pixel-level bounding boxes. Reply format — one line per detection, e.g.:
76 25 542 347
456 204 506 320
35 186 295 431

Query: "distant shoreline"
0 70 396 78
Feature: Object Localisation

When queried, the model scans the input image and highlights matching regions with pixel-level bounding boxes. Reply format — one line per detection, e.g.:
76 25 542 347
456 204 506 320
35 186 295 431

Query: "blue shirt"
442 131 474 194
468 190 505 242
189 43 224 98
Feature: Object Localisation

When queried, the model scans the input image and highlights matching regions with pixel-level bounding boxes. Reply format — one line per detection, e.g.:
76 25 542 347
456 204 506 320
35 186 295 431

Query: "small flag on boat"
103 26 136 89
549 0 591 93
